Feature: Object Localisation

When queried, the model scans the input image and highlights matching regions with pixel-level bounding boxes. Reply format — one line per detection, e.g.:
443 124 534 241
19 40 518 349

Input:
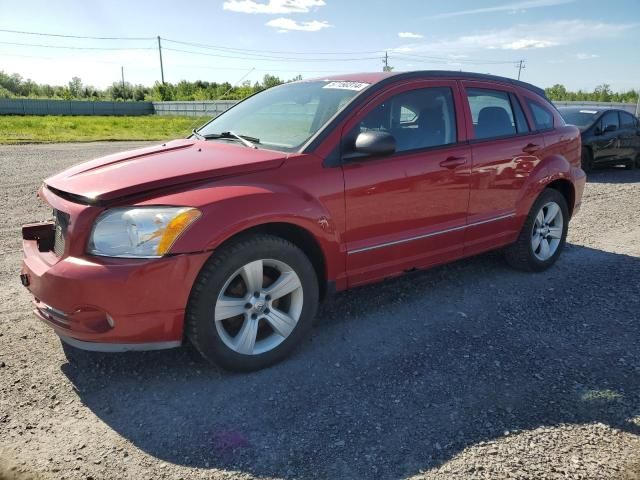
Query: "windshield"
559 109 599 128
197 80 369 152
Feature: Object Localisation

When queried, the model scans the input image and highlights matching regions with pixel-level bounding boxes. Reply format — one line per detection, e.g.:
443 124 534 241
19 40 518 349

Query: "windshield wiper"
200 131 260 149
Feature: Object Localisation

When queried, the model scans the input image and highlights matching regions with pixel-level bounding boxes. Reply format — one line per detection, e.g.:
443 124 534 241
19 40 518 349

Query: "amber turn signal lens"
156 208 201 255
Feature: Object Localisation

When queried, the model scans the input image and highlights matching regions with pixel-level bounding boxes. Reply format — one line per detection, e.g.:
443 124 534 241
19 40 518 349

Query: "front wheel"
186 235 319 372
581 147 594 172
505 189 569 272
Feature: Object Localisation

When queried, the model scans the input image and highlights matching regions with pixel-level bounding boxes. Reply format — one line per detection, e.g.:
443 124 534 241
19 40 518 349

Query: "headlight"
88 207 201 258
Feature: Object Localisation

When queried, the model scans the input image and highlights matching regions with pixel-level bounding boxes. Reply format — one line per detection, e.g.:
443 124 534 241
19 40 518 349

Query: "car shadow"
586 165 640 184
61 244 640 479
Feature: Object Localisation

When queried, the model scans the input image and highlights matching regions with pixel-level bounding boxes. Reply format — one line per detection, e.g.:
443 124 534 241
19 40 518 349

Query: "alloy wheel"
531 201 564 261
214 259 303 355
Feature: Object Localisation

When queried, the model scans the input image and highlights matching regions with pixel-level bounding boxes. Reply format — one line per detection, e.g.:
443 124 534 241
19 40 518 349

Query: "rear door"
460 80 546 256
341 80 471 286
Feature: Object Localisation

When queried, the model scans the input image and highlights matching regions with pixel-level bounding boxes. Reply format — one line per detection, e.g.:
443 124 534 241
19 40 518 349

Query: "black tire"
505 189 569 272
581 147 594 172
636 153 640 169
186 234 319 372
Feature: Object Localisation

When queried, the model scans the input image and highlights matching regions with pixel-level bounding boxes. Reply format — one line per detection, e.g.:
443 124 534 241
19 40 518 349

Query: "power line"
162 46 381 62
0 28 153 41
0 40 154 50
161 37 384 56
394 52 520 65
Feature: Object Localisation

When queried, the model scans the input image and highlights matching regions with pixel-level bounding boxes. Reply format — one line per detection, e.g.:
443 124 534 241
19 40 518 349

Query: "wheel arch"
219 222 331 299
546 178 576 218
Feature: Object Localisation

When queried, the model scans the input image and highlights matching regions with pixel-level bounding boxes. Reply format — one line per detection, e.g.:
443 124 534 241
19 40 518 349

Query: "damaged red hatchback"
21 71 585 371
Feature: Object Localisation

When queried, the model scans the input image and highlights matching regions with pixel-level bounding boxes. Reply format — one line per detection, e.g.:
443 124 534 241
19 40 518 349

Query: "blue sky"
1 0 639 91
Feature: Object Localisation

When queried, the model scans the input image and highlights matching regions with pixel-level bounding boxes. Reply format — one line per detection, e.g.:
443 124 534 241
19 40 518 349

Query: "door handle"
439 156 467 169
522 143 540 154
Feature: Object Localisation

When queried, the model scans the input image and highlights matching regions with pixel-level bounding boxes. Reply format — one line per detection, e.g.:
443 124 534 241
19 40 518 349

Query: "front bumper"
21 231 210 347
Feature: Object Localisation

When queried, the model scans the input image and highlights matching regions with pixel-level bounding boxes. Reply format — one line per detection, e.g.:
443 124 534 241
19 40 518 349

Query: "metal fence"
0 98 637 117
0 98 154 116
552 101 638 116
153 100 238 117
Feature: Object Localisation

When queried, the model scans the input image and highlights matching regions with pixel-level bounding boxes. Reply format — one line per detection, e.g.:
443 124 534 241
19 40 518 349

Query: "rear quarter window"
527 100 554 130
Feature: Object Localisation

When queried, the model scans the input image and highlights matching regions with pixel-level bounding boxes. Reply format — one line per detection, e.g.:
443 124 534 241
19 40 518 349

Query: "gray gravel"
1 142 639 480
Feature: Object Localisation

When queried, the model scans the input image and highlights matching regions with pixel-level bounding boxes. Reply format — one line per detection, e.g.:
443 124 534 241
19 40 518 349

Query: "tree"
68 77 83 98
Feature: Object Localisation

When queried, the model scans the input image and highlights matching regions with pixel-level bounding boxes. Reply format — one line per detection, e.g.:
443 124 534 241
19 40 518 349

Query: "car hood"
45 139 287 203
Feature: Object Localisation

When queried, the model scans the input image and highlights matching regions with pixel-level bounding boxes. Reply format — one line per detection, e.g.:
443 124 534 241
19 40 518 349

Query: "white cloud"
431 0 575 19
223 0 325 14
391 20 635 53
398 32 423 39
265 17 331 32
576 53 599 60
501 39 558 49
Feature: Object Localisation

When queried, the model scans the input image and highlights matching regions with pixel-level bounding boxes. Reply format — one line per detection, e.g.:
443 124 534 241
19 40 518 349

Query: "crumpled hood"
45 139 287 203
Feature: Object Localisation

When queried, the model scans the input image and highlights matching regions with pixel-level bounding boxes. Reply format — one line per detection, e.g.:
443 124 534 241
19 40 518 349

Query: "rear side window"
466 88 517 140
527 100 554 130
620 111 637 128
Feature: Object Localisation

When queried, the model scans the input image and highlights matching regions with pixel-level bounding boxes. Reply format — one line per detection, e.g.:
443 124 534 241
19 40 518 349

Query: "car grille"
52 209 70 257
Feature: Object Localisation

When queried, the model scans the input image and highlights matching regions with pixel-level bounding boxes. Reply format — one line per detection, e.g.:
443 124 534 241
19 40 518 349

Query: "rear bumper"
21 235 210 347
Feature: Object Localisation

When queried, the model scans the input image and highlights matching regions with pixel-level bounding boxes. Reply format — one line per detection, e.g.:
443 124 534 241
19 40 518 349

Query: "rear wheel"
505 189 569 272
186 235 319 372
581 147 594 172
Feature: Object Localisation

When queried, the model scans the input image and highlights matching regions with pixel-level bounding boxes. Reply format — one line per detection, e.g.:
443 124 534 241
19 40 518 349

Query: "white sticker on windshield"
323 81 370 91
579 110 598 114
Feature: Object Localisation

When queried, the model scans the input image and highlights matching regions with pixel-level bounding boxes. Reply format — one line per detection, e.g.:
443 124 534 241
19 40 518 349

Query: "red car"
21 71 585 371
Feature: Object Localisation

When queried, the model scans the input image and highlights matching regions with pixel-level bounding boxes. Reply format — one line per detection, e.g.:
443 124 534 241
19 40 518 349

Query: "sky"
1 0 639 92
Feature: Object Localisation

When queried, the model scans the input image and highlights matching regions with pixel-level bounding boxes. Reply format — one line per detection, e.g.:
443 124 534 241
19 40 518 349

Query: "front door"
341 81 471 287
593 110 621 163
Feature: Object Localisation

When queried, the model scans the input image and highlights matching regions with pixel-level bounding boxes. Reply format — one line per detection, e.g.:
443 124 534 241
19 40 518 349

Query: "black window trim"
509 92 532 134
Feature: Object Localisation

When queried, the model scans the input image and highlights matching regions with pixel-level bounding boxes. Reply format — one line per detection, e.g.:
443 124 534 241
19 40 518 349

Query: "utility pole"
516 59 526 80
382 51 393 72
157 35 165 84
121 66 125 99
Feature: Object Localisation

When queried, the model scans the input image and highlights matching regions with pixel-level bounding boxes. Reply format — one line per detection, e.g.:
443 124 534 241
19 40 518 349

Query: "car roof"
305 70 546 98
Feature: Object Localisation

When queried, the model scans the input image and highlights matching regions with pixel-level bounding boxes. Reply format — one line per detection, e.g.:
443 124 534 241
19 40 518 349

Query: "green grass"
0 115 210 144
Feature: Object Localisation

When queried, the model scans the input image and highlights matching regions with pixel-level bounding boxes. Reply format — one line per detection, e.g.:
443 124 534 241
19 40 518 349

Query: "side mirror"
354 131 396 156
604 124 617 133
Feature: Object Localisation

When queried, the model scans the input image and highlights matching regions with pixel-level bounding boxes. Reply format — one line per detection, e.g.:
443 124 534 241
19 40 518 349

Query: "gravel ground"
0 142 639 480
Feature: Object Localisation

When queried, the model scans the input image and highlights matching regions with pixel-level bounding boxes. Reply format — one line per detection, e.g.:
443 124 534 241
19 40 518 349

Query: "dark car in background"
558 107 640 171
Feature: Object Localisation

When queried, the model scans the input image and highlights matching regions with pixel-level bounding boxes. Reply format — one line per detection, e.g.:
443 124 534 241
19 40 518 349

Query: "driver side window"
601 111 619 132
350 87 457 153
